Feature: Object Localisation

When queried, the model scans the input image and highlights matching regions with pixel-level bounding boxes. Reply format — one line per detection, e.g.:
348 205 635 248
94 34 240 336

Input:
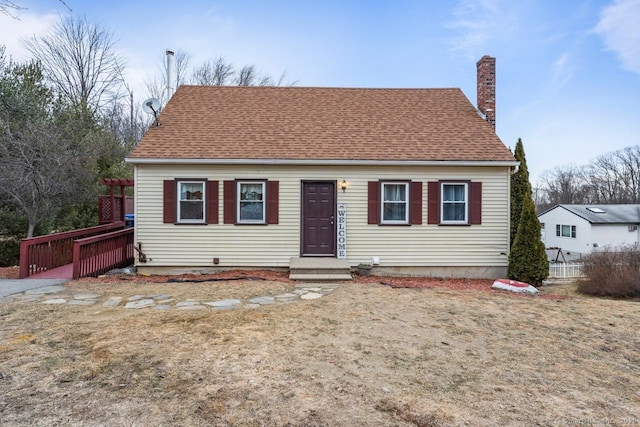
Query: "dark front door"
302 181 336 256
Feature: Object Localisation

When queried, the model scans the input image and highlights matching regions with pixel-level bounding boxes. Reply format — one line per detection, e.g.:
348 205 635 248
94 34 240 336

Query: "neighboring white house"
538 204 640 257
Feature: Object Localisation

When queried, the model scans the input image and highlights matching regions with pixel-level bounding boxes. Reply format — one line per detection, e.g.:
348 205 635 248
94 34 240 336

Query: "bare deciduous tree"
23 15 125 112
0 121 92 237
0 0 23 17
537 145 640 210
191 56 234 86
1 0 70 18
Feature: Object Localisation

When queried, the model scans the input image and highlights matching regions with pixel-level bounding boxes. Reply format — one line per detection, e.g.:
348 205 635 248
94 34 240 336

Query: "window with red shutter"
427 181 440 225
163 180 177 224
368 181 380 224
369 180 422 225
266 181 279 224
428 180 482 225
164 179 219 224
410 181 423 225
470 181 482 225
224 180 279 225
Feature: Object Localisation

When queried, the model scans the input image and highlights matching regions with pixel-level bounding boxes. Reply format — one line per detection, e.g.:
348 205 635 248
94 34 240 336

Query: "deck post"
19 239 30 279
72 240 81 279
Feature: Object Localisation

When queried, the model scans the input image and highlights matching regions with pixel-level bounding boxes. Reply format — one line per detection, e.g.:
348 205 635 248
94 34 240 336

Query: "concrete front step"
289 273 353 281
289 257 352 281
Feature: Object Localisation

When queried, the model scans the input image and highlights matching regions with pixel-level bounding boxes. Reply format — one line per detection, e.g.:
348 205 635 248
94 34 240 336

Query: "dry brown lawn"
0 274 639 426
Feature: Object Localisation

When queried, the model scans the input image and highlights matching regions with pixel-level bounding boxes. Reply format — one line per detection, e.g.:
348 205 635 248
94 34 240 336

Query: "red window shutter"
410 181 423 225
266 181 279 224
163 180 177 224
206 180 219 224
368 181 380 224
223 180 236 224
470 181 482 225
427 181 440 225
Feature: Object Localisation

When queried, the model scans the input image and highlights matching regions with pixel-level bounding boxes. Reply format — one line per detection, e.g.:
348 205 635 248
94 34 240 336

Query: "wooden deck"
29 264 73 280
20 223 134 280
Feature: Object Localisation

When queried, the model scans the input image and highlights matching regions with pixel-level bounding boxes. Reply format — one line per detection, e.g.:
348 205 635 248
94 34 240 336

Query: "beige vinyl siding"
133 164 510 268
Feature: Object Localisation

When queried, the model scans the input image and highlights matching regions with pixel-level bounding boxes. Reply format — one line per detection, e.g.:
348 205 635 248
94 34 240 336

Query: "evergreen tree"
510 138 531 247
508 189 549 285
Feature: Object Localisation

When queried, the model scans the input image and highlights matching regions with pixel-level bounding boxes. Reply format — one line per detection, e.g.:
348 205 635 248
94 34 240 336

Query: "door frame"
300 180 337 257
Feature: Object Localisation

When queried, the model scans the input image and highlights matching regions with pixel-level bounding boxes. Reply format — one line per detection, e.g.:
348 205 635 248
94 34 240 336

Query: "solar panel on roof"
586 207 606 213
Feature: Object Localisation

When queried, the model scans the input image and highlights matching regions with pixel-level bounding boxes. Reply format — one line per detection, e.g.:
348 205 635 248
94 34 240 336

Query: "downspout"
510 162 520 175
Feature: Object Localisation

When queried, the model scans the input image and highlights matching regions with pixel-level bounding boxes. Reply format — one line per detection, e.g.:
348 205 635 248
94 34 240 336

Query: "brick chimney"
476 55 496 130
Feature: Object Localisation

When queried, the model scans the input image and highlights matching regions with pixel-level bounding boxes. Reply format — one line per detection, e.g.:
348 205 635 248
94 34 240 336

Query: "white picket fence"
548 263 584 278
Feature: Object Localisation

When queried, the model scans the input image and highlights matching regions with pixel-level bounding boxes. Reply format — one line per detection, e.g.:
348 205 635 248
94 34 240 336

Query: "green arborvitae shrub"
508 195 549 285
578 246 640 298
510 138 531 247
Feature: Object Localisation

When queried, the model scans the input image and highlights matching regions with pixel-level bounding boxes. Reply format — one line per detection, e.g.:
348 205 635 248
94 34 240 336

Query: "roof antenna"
142 98 161 126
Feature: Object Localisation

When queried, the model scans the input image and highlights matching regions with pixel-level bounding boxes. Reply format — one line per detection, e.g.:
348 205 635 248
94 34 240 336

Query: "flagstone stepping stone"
293 289 309 295
275 293 298 299
275 294 298 304
248 296 275 305
102 297 122 308
244 303 261 309
149 294 172 300
204 299 241 309
300 292 323 300
177 305 207 310
300 287 323 292
155 298 174 304
316 284 339 289
176 301 200 307
26 286 67 295
127 295 145 301
7 294 41 302
67 299 96 306
154 305 172 310
125 299 155 309
73 293 101 300
41 298 67 304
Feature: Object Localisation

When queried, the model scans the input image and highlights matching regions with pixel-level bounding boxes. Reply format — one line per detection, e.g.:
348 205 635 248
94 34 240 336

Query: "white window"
441 183 468 223
178 181 205 223
381 182 409 224
238 181 265 223
556 224 576 238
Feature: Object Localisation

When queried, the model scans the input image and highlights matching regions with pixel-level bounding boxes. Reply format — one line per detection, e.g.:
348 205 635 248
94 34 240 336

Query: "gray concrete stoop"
289 257 352 281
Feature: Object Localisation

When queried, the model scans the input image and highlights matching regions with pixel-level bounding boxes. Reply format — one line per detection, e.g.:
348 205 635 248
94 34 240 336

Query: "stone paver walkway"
0 283 339 310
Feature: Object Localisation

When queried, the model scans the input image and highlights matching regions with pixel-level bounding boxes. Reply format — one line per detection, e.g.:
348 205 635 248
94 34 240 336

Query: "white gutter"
125 158 518 167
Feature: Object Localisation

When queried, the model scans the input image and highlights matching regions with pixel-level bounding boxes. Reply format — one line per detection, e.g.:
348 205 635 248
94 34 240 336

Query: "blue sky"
1 0 639 184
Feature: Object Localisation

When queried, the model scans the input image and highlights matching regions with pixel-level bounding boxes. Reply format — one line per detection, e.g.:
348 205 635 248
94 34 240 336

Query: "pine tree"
510 138 531 247
508 191 549 285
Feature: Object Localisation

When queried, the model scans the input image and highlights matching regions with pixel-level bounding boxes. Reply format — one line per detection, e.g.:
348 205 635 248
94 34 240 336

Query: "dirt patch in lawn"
1 273 639 426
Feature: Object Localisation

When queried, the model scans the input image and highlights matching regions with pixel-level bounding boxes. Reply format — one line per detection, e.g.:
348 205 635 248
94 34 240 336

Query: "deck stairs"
289 257 352 281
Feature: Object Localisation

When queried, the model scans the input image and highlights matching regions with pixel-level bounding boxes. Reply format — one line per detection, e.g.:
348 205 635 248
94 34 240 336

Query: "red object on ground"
493 278 531 288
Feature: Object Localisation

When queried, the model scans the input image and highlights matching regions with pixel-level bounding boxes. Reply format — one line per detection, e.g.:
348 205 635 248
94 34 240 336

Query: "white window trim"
177 180 206 224
237 181 266 224
380 182 409 224
440 182 468 224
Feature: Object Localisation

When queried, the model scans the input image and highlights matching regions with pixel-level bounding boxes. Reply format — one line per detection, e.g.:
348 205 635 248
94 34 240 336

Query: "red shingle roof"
128 86 515 163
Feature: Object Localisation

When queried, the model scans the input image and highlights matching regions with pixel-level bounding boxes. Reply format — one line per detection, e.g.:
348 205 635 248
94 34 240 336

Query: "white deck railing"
548 263 584 278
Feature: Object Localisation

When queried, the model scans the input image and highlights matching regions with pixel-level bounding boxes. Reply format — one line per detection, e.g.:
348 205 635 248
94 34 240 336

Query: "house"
125 56 517 278
538 204 640 258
